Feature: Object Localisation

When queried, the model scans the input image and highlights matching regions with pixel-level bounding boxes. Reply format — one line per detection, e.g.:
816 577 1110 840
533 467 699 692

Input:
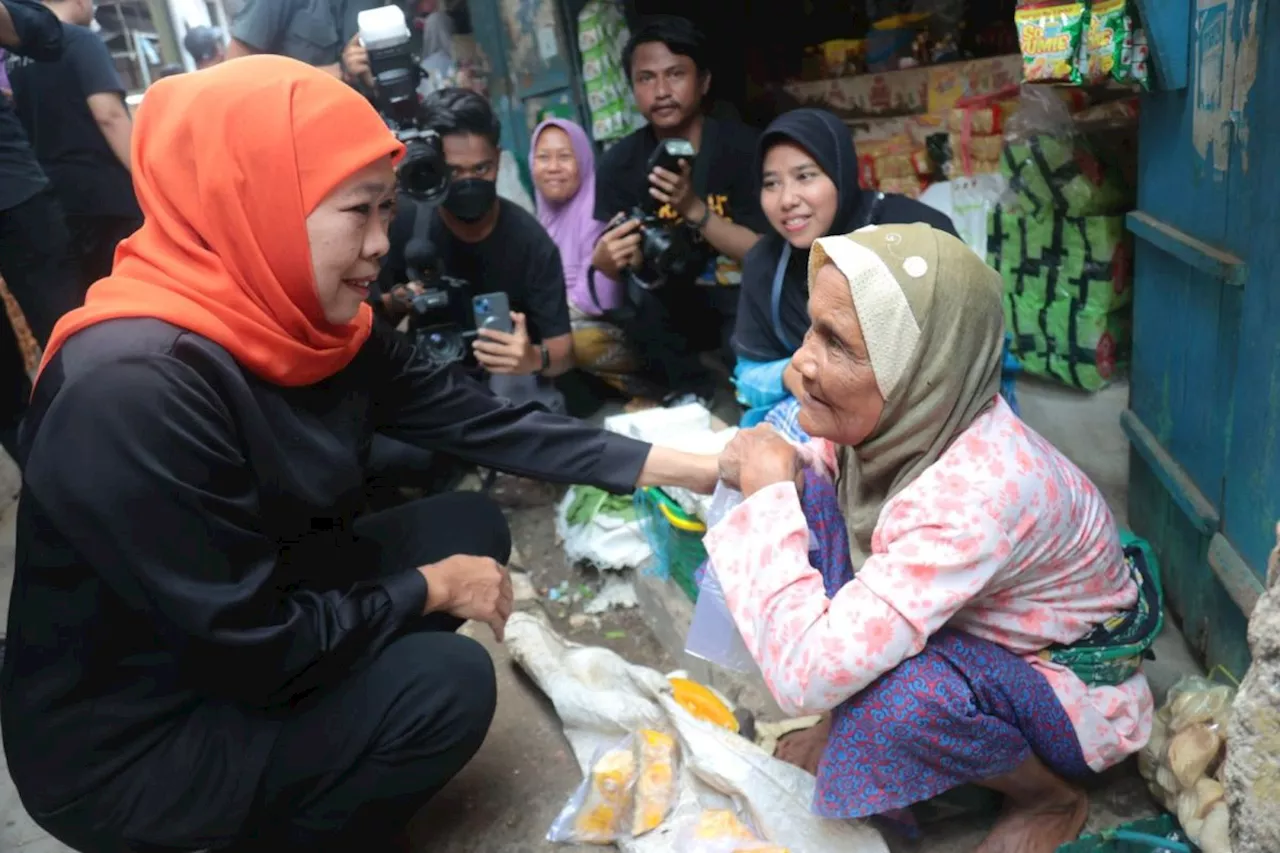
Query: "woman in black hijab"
731 109 956 427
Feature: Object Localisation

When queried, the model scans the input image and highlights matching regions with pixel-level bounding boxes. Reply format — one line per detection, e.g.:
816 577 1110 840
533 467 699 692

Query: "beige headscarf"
808 223 1006 569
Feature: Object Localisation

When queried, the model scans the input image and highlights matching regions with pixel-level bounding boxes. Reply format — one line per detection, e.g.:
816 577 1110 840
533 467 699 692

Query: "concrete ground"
0 375 1203 852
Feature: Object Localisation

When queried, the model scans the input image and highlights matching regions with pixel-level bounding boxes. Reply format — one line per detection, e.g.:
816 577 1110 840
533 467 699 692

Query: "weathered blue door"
469 0 590 185
1125 0 1270 678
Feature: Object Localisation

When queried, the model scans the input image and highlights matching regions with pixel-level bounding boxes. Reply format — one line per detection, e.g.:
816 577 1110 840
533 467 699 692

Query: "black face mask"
443 178 497 223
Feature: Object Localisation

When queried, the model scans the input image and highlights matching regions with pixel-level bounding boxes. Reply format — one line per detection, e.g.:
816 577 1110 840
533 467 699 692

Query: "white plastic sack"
555 487 653 572
505 612 889 853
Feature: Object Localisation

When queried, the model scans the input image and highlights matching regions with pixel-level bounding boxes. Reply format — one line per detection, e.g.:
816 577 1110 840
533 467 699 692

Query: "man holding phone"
375 87 574 411
592 15 766 403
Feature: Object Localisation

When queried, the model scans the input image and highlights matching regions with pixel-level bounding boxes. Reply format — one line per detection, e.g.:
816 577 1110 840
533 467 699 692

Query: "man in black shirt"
8 0 141 296
376 87 574 411
0 0 77 460
592 15 766 401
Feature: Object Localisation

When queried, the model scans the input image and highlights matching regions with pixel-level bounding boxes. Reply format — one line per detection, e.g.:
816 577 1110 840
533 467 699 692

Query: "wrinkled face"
629 41 708 131
531 126 581 203
761 141 839 250
306 157 396 325
792 262 886 445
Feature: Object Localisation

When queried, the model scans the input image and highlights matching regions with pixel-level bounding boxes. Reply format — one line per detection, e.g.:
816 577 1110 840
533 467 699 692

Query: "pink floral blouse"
704 398 1152 772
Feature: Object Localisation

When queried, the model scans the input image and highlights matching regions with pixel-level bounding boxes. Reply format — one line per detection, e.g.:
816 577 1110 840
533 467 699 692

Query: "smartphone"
472 292 514 334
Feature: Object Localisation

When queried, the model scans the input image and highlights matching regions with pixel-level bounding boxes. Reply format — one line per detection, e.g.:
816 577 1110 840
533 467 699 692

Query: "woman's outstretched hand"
420 556 514 641
719 426 803 497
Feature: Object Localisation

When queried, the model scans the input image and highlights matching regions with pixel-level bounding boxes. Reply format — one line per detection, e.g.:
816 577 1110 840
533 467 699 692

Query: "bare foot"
975 756 1089 853
773 714 831 775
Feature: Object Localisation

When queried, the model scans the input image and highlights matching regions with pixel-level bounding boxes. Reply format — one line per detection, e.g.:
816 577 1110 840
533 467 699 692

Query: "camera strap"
690 117 718 202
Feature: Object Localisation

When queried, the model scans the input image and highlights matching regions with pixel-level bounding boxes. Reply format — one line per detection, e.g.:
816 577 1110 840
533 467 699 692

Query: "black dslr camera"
622 138 701 288
358 6 476 368
357 5 450 202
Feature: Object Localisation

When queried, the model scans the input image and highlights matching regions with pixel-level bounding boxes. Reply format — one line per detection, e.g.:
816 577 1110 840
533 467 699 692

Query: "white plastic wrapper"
507 612 889 853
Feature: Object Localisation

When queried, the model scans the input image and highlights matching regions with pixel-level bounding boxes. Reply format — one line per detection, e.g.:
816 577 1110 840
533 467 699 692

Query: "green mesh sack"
1002 133 1133 218
987 206 1132 391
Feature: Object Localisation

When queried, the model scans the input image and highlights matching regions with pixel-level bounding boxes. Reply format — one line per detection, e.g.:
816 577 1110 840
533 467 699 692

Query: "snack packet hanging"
1114 22 1151 89
1016 2 1088 83
682 808 792 853
1079 0 1129 84
547 728 681 844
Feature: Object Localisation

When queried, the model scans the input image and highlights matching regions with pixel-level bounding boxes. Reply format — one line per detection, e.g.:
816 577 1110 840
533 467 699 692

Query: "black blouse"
1 317 649 821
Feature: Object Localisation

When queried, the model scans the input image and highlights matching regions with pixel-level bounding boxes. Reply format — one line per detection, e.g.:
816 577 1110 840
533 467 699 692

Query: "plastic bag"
506 612 891 853
548 728 680 843
681 809 791 852
1136 675 1235 853
686 485 756 673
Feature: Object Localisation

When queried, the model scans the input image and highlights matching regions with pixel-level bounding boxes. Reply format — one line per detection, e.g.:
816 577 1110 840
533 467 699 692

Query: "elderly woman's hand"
719 425 803 497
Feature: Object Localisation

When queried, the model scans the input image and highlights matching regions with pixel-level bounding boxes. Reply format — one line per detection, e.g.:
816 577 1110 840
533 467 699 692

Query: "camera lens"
477 298 489 312
399 140 448 201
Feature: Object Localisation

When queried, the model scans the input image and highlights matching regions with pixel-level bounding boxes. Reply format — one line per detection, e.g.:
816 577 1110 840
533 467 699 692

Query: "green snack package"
1016 1 1088 84
1113 18 1151 89
1078 0 1129 84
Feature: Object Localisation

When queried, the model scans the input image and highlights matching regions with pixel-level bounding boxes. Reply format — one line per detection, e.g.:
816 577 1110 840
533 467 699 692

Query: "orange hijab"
37 55 405 386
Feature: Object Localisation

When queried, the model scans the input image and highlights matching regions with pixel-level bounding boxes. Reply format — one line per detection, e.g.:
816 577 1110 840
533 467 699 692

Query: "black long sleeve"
371 324 652 492
1 0 63 59
22 354 428 709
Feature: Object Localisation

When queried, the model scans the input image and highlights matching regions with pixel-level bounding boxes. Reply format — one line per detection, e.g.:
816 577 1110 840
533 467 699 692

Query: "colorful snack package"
1079 0 1129 84
1114 22 1152 89
1016 2 1088 83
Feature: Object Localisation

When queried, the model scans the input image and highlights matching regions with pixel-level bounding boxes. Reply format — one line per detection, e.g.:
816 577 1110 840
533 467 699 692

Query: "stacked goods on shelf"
987 89 1139 391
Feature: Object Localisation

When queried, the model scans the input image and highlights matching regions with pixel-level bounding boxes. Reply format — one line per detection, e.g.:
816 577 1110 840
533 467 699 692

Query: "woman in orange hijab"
1 56 716 853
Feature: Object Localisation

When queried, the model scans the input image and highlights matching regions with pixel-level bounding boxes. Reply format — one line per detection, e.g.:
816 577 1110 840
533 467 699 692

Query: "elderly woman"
710 224 1154 853
1 57 715 853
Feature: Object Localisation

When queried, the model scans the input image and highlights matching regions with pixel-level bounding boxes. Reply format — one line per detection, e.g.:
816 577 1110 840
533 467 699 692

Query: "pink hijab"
530 118 620 314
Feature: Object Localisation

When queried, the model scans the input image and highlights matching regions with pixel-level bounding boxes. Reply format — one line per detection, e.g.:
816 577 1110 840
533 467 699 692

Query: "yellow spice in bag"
631 729 678 836
573 746 636 841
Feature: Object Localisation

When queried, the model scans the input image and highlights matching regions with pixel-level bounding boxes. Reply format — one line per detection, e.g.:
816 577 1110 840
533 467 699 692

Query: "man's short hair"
622 15 707 79
421 87 501 148
183 26 222 63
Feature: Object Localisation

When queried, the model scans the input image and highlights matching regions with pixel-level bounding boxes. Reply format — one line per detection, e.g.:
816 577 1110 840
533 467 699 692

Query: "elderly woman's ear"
719 425 803 497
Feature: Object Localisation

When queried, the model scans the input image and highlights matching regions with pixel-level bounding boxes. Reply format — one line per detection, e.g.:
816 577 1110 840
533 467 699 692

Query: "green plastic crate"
634 487 707 602
1057 815 1195 853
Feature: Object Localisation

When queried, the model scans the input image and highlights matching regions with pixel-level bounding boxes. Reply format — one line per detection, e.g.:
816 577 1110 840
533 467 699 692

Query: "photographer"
0 0 77 461
376 87 574 412
592 15 767 402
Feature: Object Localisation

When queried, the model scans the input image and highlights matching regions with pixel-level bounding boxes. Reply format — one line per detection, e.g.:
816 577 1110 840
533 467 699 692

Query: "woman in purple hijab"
529 118 653 404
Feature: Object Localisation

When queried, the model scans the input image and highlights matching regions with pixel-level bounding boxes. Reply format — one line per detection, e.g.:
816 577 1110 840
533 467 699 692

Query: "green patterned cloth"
987 205 1132 391
1042 531 1164 687
577 0 645 143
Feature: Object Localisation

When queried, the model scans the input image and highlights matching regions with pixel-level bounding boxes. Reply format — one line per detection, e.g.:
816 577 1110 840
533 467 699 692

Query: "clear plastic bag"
547 729 680 844
1136 674 1235 851
680 808 791 852
686 485 755 673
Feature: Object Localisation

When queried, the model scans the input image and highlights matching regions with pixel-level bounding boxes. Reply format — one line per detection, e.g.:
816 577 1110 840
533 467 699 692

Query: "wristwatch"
691 202 713 231
539 343 551 373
